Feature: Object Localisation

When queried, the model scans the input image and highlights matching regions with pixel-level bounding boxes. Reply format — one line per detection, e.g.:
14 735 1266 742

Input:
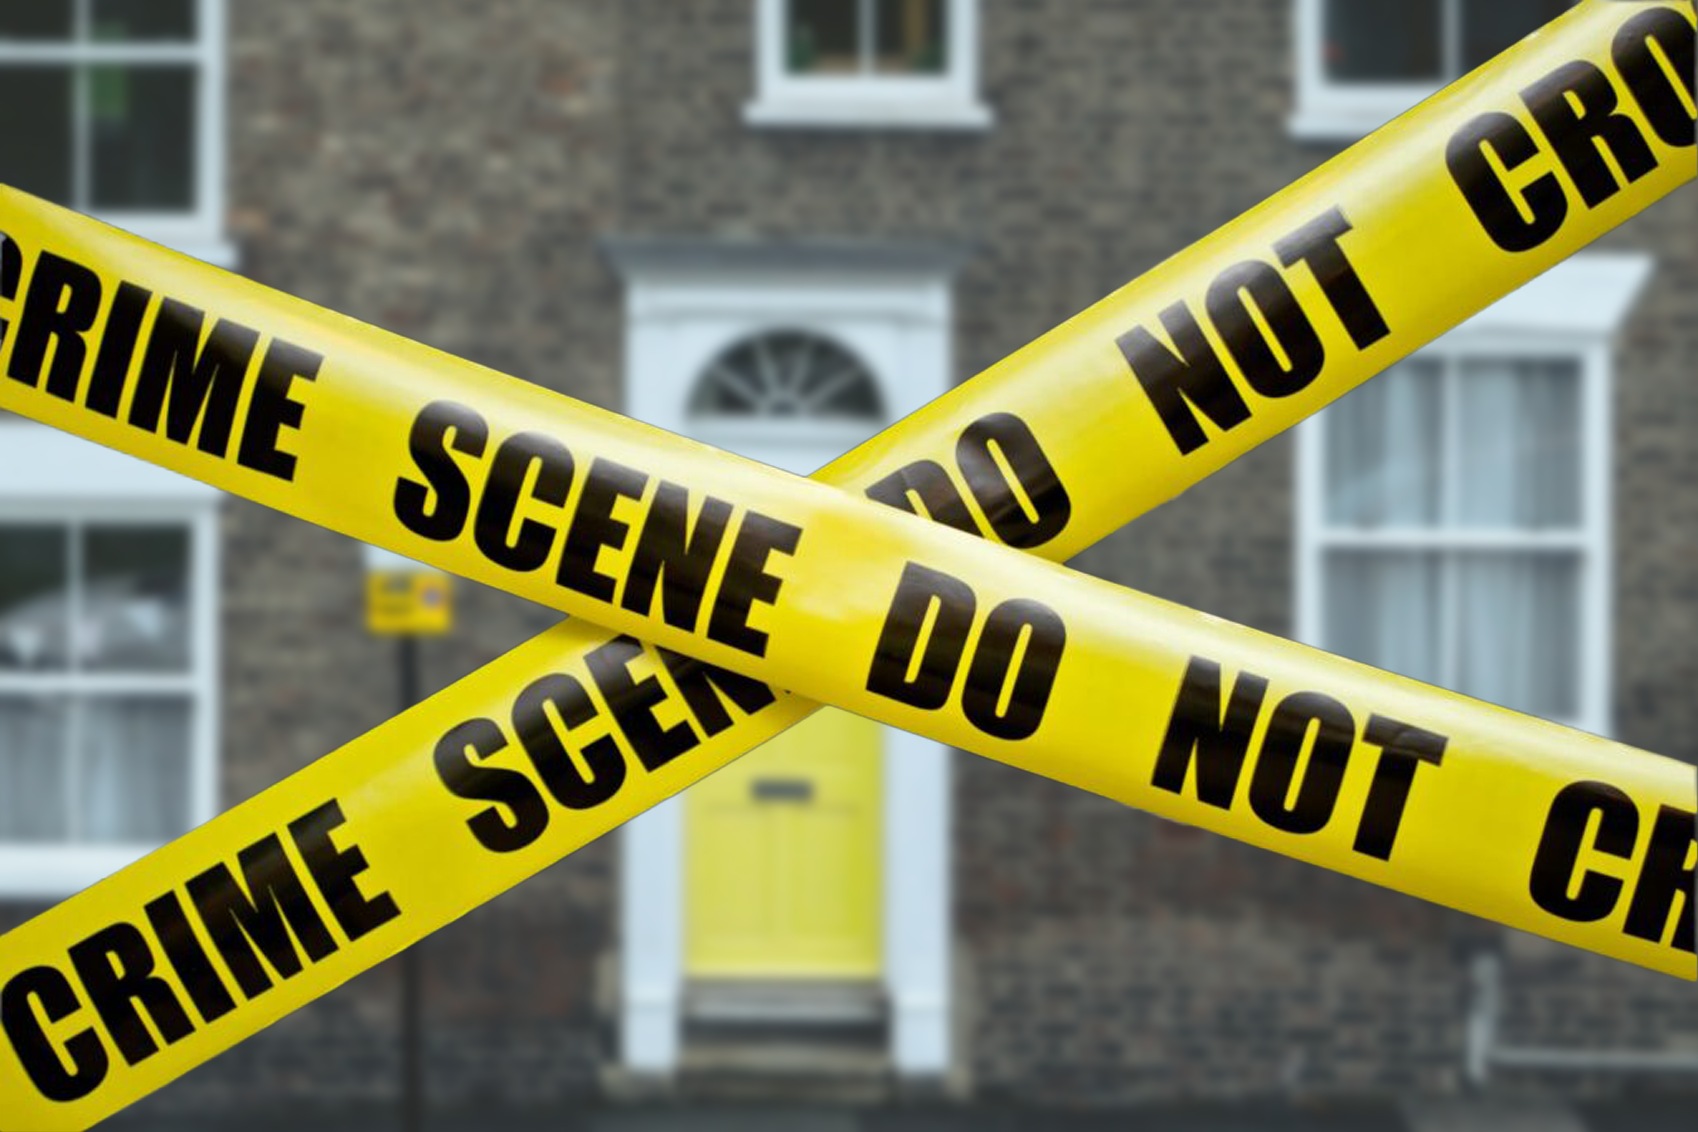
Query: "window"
691 330 885 420
786 0 949 76
0 505 218 897
1299 341 1616 739
687 327 888 471
1302 352 1599 727
0 0 231 265
747 0 992 130
1298 251 1656 739
1292 0 1577 139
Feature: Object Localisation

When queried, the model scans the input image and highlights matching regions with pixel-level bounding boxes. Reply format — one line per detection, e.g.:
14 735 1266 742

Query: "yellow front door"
685 707 883 978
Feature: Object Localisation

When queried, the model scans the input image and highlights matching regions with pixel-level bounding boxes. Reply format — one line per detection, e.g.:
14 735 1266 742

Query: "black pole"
398 635 423 1132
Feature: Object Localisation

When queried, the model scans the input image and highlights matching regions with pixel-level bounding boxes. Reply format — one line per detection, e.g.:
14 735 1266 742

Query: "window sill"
88 219 240 271
1287 84 1440 142
168 236 240 271
128 233 241 271
0 422 223 500
1287 106 1410 142
0 845 161 901
744 96 994 131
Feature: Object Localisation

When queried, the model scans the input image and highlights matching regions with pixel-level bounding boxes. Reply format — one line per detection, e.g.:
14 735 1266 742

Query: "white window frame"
0 427 221 899
1289 0 1576 141
746 0 993 130
606 239 961 1081
691 329 887 429
0 0 234 266
1295 253 1653 740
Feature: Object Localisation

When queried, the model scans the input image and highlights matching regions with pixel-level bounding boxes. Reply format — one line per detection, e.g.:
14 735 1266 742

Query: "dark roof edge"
599 235 975 279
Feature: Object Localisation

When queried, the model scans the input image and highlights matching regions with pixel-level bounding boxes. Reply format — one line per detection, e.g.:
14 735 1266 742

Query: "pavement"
98 1097 1697 1132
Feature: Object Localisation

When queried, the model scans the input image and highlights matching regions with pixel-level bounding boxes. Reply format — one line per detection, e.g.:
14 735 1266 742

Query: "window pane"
690 332 884 420
1324 0 1443 83
0 526 71 672
0 696 69 842
1324 358 1442 528
82 525 191 672
92 0 197 42
789 0 861 74
0 4 73 41
1323 550 1444 689
1462 0 1573 71
1455 553 1579 720
875 0 947 75
0 67 74 204
78 695 191 842
1456 358 1580 529
90 65 196 211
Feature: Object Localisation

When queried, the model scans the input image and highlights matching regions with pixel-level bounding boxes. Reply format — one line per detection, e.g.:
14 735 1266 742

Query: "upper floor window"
0 0 232 265
1292 0 1577 139
746 0 993 131
787 0 949 76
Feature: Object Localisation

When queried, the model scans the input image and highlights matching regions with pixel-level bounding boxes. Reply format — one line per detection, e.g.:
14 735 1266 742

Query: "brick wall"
98 0 631 1118
34 0 1692 1117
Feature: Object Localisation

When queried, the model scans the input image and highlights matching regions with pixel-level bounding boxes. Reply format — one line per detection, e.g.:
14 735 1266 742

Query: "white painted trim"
1286 106 1416 143
616 252 956 1078
746 0 993 132
625 271 953 325
1580 338 1614 740
745 95 992 132
620 799 685 1073
190 502 221 827
0 845 173 899
1294 253 1642 739
1451 254 1655 339
883 724 952 1074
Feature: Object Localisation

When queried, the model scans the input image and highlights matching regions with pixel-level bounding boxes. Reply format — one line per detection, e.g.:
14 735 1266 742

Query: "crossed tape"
0 3 1694 1127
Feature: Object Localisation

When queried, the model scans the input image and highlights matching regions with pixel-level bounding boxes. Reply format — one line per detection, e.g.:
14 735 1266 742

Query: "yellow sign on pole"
366 570 453 636
364 545 454 636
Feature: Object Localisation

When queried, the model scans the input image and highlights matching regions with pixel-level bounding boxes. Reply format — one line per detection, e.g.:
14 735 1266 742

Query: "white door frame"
605 238 966 1079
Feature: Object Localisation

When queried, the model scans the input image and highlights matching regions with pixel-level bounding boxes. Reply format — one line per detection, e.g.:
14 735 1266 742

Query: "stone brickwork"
1603 184 1698 765
1495 937 1698 1090
610 0 1698 1107
967 909 1465 1100
955 762 1474 1102
6 0 1690 1119
99 0 630 1119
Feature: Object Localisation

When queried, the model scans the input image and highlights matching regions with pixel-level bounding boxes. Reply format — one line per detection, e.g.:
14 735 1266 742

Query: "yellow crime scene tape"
1 2 1695 1126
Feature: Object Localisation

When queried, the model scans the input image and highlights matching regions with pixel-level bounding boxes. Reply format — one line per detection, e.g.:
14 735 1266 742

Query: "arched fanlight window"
689 330 884 421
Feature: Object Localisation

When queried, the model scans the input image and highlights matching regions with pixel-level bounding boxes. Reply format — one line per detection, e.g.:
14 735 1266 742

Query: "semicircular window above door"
690 330 885 421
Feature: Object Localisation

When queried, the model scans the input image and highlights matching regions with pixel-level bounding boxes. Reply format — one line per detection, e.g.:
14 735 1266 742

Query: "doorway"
609 237 963 1080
